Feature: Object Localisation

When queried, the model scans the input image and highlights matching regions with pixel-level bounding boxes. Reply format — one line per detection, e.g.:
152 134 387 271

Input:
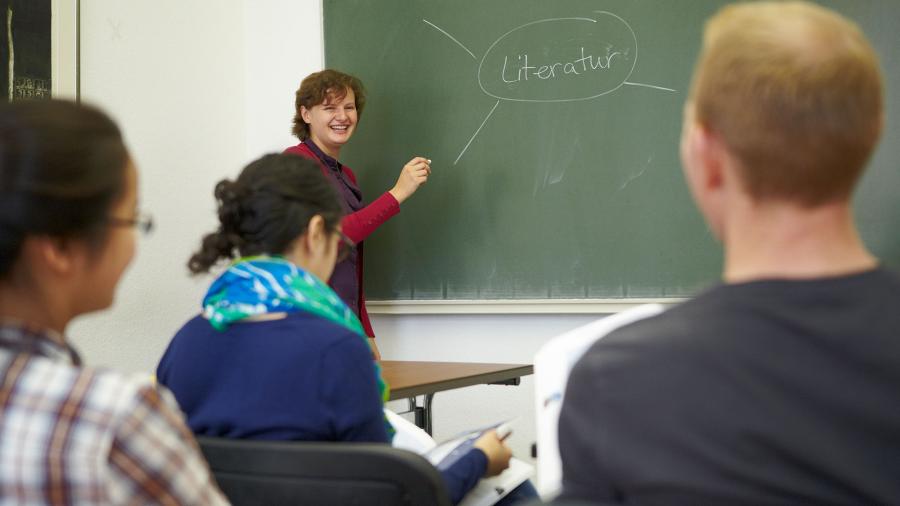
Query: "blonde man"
558 2 898 504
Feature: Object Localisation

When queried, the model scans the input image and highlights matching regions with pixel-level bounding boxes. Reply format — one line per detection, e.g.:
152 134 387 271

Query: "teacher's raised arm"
284 69 430 359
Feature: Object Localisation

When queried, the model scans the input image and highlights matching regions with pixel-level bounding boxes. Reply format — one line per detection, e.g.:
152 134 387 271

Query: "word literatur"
501 47 624 83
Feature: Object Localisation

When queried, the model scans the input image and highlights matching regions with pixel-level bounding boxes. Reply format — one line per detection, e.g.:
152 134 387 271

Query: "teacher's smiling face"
301 88 358 159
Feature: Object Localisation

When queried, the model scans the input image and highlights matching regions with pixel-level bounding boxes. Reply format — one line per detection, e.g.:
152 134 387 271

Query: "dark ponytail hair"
188 154 344 274
0 100 128 278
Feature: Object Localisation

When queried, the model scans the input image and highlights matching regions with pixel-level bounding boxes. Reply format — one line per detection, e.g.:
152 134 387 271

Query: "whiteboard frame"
367 298 685 315
51 0 78 100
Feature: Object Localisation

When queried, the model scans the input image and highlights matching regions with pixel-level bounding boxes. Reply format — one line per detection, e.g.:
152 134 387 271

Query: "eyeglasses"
336 230 354 262
107 212 154 236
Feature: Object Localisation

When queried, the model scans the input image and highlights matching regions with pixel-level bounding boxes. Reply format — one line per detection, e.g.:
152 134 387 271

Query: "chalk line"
624 81 677 92
618 155 653 191
423 19 477 60
454 100 500 165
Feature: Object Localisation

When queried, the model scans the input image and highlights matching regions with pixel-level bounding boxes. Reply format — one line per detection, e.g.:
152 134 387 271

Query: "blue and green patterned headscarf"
203 256 392 432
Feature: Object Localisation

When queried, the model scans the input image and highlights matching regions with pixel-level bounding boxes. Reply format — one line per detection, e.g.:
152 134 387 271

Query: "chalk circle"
477 13 638 103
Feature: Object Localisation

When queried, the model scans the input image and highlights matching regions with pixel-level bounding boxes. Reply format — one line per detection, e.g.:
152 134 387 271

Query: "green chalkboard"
324 0 900 300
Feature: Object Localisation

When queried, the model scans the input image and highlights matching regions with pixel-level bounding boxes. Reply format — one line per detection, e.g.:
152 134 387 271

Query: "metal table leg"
423 393 434 435
408 397 426 431
405 395 436 435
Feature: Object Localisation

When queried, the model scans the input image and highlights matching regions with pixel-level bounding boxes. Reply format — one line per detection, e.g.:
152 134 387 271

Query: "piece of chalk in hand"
496 423 513 441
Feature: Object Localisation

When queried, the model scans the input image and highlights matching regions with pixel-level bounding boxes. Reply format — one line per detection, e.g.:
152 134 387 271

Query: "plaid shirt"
0 323 229 505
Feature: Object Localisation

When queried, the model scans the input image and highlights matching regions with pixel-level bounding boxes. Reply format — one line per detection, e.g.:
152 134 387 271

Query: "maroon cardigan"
284 142 399 337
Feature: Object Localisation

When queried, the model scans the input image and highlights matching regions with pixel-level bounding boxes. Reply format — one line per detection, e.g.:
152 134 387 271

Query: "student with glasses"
0 100 226 504
156 154 531 505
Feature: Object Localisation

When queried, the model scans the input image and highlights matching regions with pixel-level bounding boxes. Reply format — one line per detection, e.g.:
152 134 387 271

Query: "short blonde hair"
689 1 883 206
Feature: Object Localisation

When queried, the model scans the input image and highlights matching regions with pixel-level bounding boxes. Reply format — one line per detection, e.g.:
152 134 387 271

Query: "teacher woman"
285 69 430 358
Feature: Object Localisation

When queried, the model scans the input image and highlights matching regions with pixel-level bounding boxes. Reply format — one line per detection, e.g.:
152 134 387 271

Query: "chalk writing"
14 76 50 100
501 47 624 83
423 11 676 164
478 14 637 102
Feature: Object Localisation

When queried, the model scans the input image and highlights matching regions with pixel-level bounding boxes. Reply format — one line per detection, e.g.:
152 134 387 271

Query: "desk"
379 361 533 435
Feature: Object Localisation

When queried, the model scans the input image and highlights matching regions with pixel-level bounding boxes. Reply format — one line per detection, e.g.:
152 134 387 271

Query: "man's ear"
300 106 312 125
691 122 727 192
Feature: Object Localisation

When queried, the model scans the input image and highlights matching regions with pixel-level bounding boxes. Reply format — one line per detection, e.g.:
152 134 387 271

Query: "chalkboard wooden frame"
51 0 77 99
367 298 683 315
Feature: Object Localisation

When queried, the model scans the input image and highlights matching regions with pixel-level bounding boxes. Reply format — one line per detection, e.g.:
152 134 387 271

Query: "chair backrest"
533 304 664 497
198 437 452 506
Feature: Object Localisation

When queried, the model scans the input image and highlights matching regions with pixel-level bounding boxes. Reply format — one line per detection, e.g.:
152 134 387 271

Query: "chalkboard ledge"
366 299 685 315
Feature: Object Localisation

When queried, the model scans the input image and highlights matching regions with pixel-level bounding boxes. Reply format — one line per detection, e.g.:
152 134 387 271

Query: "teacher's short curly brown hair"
292 69 366 141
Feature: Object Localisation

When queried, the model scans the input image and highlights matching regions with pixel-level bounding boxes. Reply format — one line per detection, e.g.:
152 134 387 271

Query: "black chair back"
198 437 452 506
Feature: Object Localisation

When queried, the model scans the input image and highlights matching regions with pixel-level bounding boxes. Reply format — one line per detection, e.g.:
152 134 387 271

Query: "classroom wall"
73 0 604 464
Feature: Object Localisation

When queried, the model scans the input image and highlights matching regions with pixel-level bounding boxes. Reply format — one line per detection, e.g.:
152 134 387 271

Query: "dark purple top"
304 140 363 315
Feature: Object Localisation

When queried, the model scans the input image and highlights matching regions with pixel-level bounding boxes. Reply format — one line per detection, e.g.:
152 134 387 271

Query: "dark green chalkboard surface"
324 0 900 301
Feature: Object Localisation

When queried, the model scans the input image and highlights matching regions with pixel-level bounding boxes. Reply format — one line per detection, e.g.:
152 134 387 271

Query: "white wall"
73 0 601 464
242 0 323 156
75 0 250 374
74 0 320 371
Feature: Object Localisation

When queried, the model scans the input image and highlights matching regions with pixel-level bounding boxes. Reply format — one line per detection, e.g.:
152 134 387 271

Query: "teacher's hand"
389 156 431 204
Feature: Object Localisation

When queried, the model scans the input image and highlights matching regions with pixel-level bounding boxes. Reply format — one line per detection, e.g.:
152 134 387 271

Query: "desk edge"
387 365 533 400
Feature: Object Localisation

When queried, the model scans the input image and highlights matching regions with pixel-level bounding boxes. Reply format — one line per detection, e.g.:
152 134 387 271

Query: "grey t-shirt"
559 268 900 505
